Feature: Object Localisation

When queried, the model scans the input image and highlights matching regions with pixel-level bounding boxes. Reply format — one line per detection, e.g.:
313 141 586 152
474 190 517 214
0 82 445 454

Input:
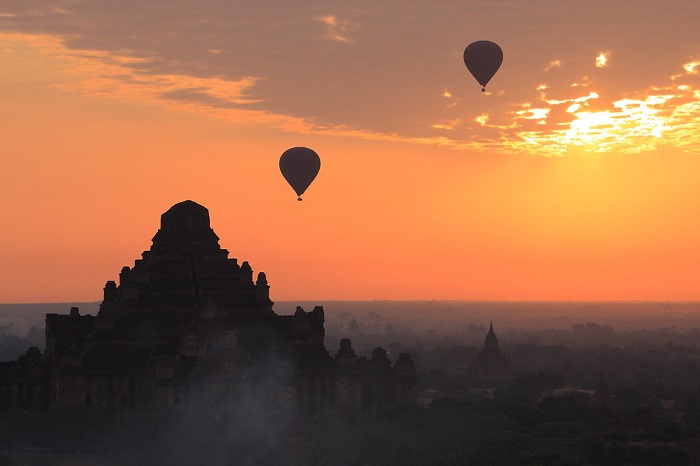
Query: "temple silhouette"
0 201 416 412
472 322 512 380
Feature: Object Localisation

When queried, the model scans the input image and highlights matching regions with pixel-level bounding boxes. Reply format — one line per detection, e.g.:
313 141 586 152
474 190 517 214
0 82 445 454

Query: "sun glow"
564 111 615 145
517 92 680 153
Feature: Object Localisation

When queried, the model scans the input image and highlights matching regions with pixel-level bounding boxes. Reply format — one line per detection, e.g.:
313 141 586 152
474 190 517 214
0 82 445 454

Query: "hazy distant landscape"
3 300 700 360
6 300 700 332
4 301 700 464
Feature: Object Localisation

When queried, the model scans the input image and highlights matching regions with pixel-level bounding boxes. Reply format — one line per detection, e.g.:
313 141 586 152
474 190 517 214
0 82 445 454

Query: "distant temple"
0 200 416 412
472 322 512 380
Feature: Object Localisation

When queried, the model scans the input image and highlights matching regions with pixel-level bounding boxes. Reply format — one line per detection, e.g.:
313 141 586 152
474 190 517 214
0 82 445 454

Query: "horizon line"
3 299 700 306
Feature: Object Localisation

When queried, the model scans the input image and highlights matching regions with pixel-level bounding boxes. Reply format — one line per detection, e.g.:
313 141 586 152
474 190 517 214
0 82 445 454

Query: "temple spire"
484 321 499 353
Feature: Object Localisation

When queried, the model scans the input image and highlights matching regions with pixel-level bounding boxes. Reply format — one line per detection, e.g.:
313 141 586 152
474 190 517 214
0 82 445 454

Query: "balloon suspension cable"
297 197 303 201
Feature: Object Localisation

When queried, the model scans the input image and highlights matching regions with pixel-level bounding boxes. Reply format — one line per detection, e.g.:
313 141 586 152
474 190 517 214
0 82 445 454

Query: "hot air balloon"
279 147 321 201
463 40 503 92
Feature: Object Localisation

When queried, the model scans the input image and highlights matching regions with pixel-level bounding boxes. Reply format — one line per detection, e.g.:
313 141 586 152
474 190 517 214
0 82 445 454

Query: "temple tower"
472 322 512 381
100 200 273 315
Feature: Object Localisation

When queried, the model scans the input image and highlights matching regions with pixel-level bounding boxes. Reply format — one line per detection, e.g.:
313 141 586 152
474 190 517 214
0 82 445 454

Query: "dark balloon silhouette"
279 147 321 201
463 40 503 92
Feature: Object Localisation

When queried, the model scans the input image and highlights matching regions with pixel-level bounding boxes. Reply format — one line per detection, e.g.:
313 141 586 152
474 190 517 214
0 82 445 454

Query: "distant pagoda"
472 322 512 380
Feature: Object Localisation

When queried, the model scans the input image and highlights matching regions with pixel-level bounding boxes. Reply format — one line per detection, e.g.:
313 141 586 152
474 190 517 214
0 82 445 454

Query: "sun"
564 110 617 147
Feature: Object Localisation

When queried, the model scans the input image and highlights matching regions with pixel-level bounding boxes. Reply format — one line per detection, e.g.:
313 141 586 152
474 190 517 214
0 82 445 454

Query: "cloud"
571 76 592 88
545 60 562 71
317 15 356 43
159 87 249 108
671 61 700 83
595 51 611 68
514 105 550 122
680 61 699 76
431 118 460 130
512 86 697 155
2 1 700 156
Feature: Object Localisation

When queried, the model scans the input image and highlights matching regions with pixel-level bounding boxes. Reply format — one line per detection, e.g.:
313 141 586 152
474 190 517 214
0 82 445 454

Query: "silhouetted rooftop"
150 200 220 254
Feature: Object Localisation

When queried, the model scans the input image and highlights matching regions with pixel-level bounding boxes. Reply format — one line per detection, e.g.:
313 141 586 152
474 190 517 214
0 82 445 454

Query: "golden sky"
2 1 700 302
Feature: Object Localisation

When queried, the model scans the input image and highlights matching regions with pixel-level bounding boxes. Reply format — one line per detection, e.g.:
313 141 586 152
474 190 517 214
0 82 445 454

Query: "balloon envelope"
463 40 503 91
279 147 321 200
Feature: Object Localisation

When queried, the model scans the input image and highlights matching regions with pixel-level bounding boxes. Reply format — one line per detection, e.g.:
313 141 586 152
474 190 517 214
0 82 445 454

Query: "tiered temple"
0 201 416 412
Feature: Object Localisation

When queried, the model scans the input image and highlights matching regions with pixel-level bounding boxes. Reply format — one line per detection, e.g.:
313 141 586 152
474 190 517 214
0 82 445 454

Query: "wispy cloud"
545 60 562 71
317 15 356 43
431 118 460 130
595 51 611 68
2 1 700 156
22 33 700 156
512 84 695 155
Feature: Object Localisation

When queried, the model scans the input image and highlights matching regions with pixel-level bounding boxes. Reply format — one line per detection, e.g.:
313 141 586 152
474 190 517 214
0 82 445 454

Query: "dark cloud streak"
2 0 700 151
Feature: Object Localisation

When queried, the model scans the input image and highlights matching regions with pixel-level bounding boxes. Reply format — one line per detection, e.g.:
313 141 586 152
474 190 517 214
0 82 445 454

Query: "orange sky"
2 2 700 303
